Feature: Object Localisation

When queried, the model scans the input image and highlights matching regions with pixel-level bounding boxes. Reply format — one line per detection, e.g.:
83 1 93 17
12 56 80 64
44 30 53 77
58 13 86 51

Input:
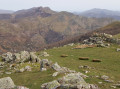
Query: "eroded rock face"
41 73 99 89
0 77 15 89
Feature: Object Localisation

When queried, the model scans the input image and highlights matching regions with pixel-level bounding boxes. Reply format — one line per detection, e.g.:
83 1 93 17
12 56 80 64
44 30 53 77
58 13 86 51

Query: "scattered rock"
41 68 47 71
19 68 25 73
52 72 59 77
101 75 109 80
79 65 92 69
116 48 120 52
20 51 30 63
98 82 102 84
40 52 49 57
40 59 52 71
0 77 15 89
2 52 16 63
113 84 120 88
14 86 29 89
30 52 41 63
41 80 60 89
5 72 12 75
24 66 32 71
41 73 99 89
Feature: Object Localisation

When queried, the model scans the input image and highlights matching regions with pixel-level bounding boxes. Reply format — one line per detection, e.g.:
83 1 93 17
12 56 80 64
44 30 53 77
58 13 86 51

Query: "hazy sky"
0 0 120 12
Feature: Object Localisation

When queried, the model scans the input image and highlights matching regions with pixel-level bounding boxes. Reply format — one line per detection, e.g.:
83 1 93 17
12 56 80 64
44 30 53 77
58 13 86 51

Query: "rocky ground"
0 33 120 89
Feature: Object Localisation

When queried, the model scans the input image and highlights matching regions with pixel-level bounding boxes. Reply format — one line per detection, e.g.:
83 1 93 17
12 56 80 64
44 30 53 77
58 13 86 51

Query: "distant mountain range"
0 9 14 14
0 7 116 53
75 8 120 20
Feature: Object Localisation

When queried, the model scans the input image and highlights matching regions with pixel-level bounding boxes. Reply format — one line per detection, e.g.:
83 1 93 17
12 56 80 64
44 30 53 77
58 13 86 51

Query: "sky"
0 0 120 12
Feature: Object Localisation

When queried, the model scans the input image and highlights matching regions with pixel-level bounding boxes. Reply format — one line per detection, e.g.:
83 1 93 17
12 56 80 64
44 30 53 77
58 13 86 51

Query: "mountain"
0 9 14 14
77 8 120 20
0 7 115 54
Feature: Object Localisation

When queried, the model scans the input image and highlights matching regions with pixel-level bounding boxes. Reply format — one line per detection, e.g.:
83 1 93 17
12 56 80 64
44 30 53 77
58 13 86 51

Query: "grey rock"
52 62 75 73
40 59 52 71
5 72 12 75
41 73 99 89
2 52 16 63
101 75 109 80
20 51 30 62
40 52 49 57
41 80 60 89
113 84 120 88
24 66 32 71
117 48 120 52
14 86 29 89
14 53 21 63
0 77 15 89
30 52 41 63
19 68 25 73
52 72 59 77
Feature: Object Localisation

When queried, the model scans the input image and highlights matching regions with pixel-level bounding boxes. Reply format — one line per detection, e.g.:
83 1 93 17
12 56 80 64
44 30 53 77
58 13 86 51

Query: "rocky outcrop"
83 33 112 47
2 52 16 63
1 51 40 63
41 73 99 89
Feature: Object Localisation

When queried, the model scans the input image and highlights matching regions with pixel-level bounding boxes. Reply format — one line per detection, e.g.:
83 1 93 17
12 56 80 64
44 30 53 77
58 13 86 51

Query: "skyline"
0 0 120 12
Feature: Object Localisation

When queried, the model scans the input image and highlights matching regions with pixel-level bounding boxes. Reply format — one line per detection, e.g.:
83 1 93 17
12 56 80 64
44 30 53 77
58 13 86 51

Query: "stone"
24 66 32 71
41 80 60 89
14 53 21 62
52 62 61 72
20 51 30 62
40 59 52 71
52 72 59 77
101 75 109 80
98 82 102 84
2 52 16 63
0 77 15 89
30 52 41 63
5 72 12 75
40 52 49 57
52 62 75 73
14 86 29 89
41 68 47 71
0 62 4 66
19 68 25 73
42 73 99 89
113 84 120 88
117 48 120 52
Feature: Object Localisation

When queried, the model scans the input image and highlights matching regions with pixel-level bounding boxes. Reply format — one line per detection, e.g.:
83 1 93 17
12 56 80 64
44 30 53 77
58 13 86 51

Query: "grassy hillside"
95 21 120 35
0 43 120 89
